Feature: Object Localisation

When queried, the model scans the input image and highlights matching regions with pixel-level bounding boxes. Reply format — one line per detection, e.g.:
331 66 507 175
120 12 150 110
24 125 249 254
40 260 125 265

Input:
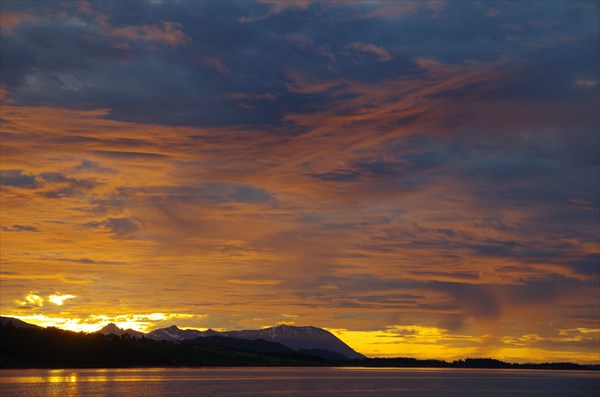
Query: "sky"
0 0 599 364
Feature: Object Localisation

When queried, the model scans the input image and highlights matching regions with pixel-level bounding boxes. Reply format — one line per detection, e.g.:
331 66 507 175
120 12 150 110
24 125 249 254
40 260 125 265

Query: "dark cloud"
0 169 37 188
39 172 69 183
138 183 275 205
309 170 360 182
49 257 127 265
74 160 114 173
38 172 98 199
0 224 39 232
83 217 143 239
91 150 168 159
409 270 480 281
2 1 595 129
103 217 142 237
0 169 99 198
568 254 600 279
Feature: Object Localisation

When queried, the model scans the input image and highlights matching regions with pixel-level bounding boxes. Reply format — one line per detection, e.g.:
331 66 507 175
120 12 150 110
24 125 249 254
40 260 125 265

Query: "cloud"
309 170 360 182
239 0 312 23
103 217 143 237
17 293 44 307
486 9 502 18
83 217 143 239
48 294 76 306
49 257 127 265
0 12 37 34
0 170 37 188
200 57 231 74
345 42 393 62
107 20 190 47
0 224 39 232
0 168 99 197
91 150 168 159
38 172 98 199
574 79 599 89
285 33 335 62
284 70 344 94
74 159 114 173
228 279 281 286
357 2 419 19
1 0 597 129
151 183 276 205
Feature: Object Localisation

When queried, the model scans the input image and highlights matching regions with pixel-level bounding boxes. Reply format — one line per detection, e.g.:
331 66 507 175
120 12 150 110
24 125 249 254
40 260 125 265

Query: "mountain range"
98 322 364 360
2 316 597 370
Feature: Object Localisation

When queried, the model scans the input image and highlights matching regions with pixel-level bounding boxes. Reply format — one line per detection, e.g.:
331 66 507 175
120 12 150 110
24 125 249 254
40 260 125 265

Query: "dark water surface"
1 367 598 397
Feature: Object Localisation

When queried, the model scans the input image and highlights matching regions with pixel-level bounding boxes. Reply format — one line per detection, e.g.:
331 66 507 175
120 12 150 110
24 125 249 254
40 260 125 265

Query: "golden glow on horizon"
6 313 202 333
3 311 598 363
329 326 479 360
328 326 600 363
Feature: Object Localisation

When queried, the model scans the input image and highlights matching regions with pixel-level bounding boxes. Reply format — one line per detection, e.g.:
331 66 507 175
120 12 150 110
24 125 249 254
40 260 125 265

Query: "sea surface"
0 367 598 397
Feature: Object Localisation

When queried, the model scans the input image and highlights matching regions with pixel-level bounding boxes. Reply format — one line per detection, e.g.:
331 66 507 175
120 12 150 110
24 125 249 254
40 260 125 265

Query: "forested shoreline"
2 323 597 370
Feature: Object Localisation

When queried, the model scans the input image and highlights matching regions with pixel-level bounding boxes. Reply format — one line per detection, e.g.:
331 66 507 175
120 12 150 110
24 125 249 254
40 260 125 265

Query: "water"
1 367 598 397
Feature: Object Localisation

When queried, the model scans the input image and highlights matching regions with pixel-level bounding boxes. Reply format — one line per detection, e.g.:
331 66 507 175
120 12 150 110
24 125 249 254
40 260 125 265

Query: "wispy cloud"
239 0 312 23
107 20 190 47
345 42 393 62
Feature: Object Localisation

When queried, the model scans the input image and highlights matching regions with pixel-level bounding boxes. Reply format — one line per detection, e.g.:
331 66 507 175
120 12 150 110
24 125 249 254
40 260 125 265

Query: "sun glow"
328 326 600 363
17 293 45 307
329 326 481 360
48 294 76 306
5 313 202 333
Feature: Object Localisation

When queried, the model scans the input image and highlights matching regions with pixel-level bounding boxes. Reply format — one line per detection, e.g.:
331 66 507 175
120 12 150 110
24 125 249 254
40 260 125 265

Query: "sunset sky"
1 1 599 363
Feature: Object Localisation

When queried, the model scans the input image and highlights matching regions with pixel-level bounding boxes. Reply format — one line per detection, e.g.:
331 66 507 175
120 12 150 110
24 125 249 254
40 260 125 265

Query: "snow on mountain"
3 318 364 359
94 323 364 359
146 325 204 341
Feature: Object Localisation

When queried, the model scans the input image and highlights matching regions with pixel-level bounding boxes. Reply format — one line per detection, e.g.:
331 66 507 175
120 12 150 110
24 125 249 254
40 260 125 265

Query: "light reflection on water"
1 367 599 397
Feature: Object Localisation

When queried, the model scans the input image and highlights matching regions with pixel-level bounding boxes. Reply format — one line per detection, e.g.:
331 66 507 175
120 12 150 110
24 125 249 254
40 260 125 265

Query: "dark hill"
223 324 364 359
0 322 323 368
1 318 597 370
182 336 294 354
297 348 349 361
0 316 40 329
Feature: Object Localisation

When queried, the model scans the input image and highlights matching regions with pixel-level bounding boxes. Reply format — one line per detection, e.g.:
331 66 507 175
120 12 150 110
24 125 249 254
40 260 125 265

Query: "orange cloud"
200 57 231 74
345 42 393 62
108 20 190 47
0 12 37 34
240 0 311 23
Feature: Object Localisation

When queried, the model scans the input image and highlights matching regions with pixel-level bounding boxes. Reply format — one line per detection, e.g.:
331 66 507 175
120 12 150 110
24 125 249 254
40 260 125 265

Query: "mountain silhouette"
98 323 145 338
221 324 365 359
182 335 294 354
145 323 364 359
91 321 363 359
1 317 597 370
0 316 40 329
146 325 204 341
